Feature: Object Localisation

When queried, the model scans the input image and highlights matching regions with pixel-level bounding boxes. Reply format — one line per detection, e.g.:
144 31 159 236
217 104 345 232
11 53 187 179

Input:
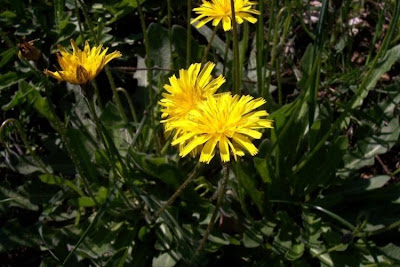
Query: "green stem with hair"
187 0 192 67
152 162 202 220
193 163 230 259
201 26 218 66
230 0 240 95
116 87 138 124
77 0 131 130
44 87 99 206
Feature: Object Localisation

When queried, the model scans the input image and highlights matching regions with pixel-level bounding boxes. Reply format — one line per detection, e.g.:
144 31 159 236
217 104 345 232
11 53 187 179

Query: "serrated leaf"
39 174 84 196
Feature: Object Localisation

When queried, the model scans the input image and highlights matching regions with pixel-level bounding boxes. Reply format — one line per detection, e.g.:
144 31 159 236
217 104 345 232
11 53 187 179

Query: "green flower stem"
91 80 103 110
200 26 218 66
223 32 230 77
360 220 400 238
136 0 155 129
105 69 131 130
125 113 148 164
256 0 265 97
239 22 249 82
0 119 50 174
44 88 99 207
230 0 240 95
264 7 287 101
276 56 283 105
116 87 138 124
84 90 136 211
193 163 230 259
77 0 99 44
74 0 84 41
186 0 192 67
167 0 173 67
77 0 130 130
390 167 400 177
152 162 202 220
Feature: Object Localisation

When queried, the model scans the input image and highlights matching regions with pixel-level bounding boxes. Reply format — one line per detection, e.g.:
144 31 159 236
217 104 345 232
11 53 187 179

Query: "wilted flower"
44 39 121 85
18 37 41 61
191 0 260 31
159 62 225 131
170 93 273 164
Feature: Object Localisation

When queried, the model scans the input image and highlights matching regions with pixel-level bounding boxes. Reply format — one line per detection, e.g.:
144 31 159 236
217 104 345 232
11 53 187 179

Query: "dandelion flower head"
44 39 121 85
170 93 273 164
159 62 225 131
191 0 260 31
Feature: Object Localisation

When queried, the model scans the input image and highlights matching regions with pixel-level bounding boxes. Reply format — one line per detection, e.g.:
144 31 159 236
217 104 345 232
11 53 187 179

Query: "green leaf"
233 161 264 214
2 81 56 122
68 196 96 208
66 128 98 183
39 174 84 196
193 23 232 61
148 23 171 71
152 251 180 267
128 151 183 187
352 44 400 109
0 72 25 90
340 118 400 175
379 243 400 262
253 157 272 184
0 48 16 68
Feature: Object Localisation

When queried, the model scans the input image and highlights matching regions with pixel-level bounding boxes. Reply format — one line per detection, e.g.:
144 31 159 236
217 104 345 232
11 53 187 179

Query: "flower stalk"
193 162 230 258
230 0 240 95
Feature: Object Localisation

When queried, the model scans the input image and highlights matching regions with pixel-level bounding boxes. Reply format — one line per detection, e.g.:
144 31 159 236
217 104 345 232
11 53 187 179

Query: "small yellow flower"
44 39 121 85
170 93 273 164
159 62 225 131
191 0 260 31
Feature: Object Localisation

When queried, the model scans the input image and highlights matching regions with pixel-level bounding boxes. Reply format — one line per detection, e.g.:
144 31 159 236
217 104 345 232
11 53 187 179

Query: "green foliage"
1 0 400 266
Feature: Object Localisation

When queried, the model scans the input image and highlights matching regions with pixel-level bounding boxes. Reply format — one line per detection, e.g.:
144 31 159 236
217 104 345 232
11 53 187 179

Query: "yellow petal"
180 135 211 157
200 136 218 163
219 136 230 162
232 133 258 156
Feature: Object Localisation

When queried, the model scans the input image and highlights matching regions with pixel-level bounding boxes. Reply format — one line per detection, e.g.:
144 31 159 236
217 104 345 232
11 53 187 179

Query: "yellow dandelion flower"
44 39 121 85
170 93 273 164
159 62 225 131
191 0 260 31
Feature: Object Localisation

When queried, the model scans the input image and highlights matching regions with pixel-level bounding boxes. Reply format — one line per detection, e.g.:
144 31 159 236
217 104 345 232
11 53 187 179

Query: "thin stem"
105 69 130 128
390 167 400 177
230 0 240 95
126 113 148 164
223 32 230 77
256 0 265 97
200 26 218 66
167 0 173 68
360 220 400 237
152 162 202 220
77 0 99 44
0 119 50 174
239 22 249 83
136 0 155 132
276 56 283 105
116 87 138 124
91 79 103 109
193 163 230 259
77 0 130 130
186 0 192 67
74 0 84 41
265 7 287 100
44 88 99 206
